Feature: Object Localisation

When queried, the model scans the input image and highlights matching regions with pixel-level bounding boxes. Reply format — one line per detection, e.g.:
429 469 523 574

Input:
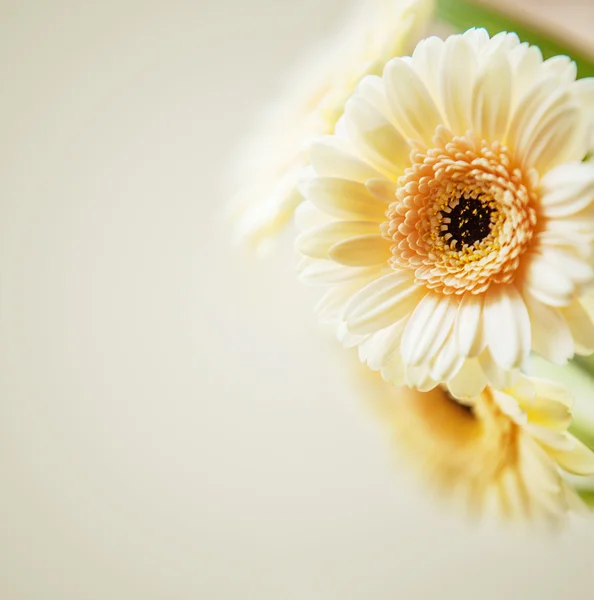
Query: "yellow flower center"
383 129 539 295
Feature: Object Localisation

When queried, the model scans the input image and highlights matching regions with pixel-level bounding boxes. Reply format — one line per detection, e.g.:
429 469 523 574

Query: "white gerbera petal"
365 178 398 204
521 101 586 174
507 75 558 151
301 177 387 221
447 358 488 399
344 272 423 334
540 162 594 217
454 293 484 358
439 34 477 135
429 332 465 382
478 349 518 390
400 292 440 363
336 321 367 349
344 96 410 177
359 319 406 371
308 136 383 182
561 300 594 355
521 288 574 364
575 77 594 108
384 57 442 145
405 363 438 392
483 284 530 370
296 220 383 259
462 27 490 51
543 437 594 476
298 257 381 286
471 50 512 142
482 31 520 57
315 265 384 325
380 354 406 386
356 74 394 119
316 284 359 324
329 234 393 266
513 77 586 172
294 198 333 231
425 302 459 364
539 247 593 286
508 378 572 431
410 35 444 98
402 294 458 366
508 44 544 106
523 252 576 307
542 55 577 85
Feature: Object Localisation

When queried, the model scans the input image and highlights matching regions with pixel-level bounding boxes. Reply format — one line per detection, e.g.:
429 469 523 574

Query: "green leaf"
436 0 594 79
577 488 594 508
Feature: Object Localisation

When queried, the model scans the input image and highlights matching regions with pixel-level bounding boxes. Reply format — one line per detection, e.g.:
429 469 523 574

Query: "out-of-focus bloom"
228 0 435 253
297 29 594 396
367 372 594 522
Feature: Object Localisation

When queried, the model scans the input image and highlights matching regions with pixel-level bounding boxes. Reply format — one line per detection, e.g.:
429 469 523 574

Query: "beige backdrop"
1 1 594 599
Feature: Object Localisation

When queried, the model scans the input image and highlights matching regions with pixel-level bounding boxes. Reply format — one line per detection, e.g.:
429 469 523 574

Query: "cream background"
1 1 594 598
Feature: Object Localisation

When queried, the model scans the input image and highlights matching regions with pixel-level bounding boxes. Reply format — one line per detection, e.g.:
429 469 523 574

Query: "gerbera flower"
228 0 434 252
366 371 594 522
297 28 594 395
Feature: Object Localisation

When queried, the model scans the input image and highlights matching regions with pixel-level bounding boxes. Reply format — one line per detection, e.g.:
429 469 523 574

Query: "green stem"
436 0 594 78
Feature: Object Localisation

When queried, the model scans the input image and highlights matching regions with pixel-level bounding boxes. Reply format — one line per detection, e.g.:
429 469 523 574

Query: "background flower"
364 370 594 523
297 29 594 395
228 0 434 253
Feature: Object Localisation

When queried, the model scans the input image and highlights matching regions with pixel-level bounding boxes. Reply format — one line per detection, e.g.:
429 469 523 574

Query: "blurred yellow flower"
228 0 434 253
367 372 594 522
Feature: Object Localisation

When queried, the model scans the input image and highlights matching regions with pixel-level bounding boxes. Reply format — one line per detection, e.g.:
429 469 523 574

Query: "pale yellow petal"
523 252 576 307
471 50 512 142
483 284 530 371
410 36 444 99
294 199 333 232
344 271 424 335
329 234 393 266
365 178 398 204
540 162 594 218
384 57 443 146
521 287 574 364
447 358 488 398
439 35 477 135
297 257 382 286
308 135 382 182
301 177 387 221
521 101 587 174
358 319 407 371
401 294 459 367
562 299 594 355
454 293 485 358
296 220 381 259
541 435 594 476
343 95 410 179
